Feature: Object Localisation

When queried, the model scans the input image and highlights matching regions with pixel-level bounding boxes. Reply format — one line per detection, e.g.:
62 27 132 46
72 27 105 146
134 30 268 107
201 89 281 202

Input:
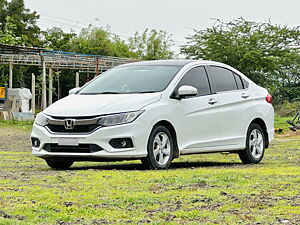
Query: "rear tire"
239 123 265 164
141 125 174 169
45 159 73 169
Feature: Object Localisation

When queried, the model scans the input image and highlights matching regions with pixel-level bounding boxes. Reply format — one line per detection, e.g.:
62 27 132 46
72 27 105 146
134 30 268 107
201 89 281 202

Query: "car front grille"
45 115 100 134
46 124 99 133
43 144 103 153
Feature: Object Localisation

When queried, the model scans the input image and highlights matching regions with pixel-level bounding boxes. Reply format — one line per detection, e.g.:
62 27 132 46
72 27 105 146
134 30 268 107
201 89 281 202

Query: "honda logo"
64 119 75 130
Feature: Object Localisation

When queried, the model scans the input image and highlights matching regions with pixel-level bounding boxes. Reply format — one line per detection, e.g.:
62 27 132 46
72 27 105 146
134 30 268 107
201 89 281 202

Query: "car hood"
44 93 161 117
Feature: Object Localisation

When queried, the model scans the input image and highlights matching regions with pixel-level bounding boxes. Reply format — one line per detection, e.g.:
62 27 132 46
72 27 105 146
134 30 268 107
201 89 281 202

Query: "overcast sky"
25 0 300 53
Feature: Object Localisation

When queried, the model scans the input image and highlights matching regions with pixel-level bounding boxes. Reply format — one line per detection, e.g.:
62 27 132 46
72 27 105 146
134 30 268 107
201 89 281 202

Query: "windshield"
78 65 181 94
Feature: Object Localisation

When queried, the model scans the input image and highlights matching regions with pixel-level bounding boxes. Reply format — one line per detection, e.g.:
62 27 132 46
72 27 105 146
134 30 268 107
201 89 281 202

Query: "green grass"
274 115 294 133
0 120 33 132
0 118 299 224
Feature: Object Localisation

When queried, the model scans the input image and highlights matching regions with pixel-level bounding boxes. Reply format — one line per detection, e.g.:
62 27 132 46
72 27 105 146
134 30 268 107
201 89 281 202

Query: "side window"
233 73 243 89
177 66 211 97
242 78 249 88
210 66 237 92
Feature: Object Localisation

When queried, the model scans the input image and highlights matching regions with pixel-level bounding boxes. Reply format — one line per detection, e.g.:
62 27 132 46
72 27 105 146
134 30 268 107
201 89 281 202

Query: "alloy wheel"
249 129 264 159
152 132 171 165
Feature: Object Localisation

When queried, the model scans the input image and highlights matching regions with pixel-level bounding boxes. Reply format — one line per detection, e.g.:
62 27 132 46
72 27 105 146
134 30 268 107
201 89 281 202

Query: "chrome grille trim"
45 115 101 134
47 116 100 126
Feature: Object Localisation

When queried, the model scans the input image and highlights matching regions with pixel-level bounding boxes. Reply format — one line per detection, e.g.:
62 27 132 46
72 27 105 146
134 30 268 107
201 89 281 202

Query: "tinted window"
177 66 211 97
79 65 181 94
233 73 244 89
210 66 237 92
242 78 249 88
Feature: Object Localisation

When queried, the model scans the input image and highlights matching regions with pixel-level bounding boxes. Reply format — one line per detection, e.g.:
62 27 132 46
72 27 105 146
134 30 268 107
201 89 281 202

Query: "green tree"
69 26 134 57
129 29 174 60
0 16 22 45
42 27 75 51
0 16 23 86
0 0 41 46
181 18 300 103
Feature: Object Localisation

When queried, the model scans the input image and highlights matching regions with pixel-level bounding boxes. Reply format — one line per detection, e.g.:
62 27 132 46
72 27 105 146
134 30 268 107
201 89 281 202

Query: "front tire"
239 123 265 164
141 125 174 169
45 159 73 169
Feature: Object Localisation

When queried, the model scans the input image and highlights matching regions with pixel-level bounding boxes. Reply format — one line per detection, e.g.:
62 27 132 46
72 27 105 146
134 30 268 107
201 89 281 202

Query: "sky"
24 0 300 54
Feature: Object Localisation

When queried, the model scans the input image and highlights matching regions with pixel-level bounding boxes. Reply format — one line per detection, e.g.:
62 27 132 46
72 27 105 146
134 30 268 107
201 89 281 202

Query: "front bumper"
31 121 150 160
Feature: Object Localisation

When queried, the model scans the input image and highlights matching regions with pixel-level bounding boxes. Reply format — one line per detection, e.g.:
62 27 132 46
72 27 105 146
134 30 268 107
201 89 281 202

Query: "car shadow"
70 161 242 171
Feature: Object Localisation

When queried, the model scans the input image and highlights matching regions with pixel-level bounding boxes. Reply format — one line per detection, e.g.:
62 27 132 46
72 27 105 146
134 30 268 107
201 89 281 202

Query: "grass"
0 120 33 132
0 118 299 224
274 115 294 133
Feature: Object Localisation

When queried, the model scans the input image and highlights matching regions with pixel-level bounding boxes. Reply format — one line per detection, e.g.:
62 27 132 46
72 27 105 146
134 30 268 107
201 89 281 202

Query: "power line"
39 12 89 27
37 12 187 46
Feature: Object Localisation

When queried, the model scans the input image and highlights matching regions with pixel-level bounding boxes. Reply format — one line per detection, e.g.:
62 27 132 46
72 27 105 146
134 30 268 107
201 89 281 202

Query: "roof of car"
118 59 197 67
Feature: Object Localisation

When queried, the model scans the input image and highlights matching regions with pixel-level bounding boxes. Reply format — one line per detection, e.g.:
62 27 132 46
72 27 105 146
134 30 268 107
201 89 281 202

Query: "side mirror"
177 85 198 99
69 87 81 95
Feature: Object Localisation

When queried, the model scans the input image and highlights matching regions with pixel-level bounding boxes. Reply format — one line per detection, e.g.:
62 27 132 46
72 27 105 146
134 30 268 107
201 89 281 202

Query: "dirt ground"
0 127 31 152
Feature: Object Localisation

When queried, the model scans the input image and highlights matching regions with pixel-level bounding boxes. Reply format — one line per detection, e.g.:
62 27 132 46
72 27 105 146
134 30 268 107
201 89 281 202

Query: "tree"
0 16 22 45
42 27 75 51
0 0 41 46
129 29 174 60
69 26 134 58
181 18 300 103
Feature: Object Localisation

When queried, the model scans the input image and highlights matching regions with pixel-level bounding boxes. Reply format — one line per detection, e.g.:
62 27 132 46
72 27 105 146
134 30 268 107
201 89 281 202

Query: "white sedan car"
31 60 274 169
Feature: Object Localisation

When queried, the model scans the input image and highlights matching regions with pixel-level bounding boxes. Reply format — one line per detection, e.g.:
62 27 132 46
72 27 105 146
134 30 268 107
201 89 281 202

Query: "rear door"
174 66 221 151
209 66 250 146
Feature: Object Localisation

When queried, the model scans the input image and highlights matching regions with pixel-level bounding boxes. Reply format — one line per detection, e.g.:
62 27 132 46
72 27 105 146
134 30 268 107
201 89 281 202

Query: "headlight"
98 110 144 126
34 112 49 127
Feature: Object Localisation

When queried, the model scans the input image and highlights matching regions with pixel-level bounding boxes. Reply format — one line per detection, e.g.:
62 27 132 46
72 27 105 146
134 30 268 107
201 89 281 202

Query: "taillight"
266 93 272 104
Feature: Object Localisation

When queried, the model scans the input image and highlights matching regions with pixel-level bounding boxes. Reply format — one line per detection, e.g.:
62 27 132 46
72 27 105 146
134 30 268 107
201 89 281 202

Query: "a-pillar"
48 68 53 105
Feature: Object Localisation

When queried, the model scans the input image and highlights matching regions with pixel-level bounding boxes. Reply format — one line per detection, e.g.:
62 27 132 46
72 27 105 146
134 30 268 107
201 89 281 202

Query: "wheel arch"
153 120 179 158
249 118 269 148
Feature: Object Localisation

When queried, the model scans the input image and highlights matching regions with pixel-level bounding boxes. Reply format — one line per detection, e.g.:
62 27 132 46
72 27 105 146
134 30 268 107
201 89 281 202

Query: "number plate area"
52 137 82 146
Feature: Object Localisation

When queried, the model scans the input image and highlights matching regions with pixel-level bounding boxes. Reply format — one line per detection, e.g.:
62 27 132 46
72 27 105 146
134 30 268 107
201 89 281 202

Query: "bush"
274 100 300 117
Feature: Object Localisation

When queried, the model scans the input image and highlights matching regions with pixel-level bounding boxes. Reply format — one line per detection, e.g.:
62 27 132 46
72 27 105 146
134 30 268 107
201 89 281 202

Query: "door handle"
208 98 218 105
241 93 250 99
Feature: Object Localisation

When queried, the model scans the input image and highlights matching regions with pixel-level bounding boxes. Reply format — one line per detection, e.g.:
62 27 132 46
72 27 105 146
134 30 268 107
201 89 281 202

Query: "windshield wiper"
96 92 123 94
79 92 122 95
133 91 157 93
80 91 157 95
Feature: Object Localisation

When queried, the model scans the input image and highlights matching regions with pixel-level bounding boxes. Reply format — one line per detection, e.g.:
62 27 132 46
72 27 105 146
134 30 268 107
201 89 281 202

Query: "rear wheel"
141 125 174 169
239 123 265 164
45 159 73 169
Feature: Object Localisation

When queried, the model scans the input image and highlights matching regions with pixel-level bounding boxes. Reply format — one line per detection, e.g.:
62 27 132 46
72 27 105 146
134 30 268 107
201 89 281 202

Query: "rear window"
233 73 244 89
210 66 237 92
242 78 249 88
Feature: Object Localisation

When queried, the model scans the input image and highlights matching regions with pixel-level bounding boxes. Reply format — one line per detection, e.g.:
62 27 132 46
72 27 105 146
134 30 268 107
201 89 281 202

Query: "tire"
45 159 73 169
141 125 174 169
239 123 265 164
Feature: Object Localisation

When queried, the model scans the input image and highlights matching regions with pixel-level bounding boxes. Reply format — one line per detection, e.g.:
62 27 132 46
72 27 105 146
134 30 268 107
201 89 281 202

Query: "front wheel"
141 125 174 169
239 123 265 164
45 159 73 169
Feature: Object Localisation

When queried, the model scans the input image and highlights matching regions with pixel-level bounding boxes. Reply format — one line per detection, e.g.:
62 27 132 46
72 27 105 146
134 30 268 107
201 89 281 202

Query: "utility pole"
96 57 99 76
76 72 80 87
31 73 35 114
48 68 53 105
40 51 47 110
9 61 13 88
